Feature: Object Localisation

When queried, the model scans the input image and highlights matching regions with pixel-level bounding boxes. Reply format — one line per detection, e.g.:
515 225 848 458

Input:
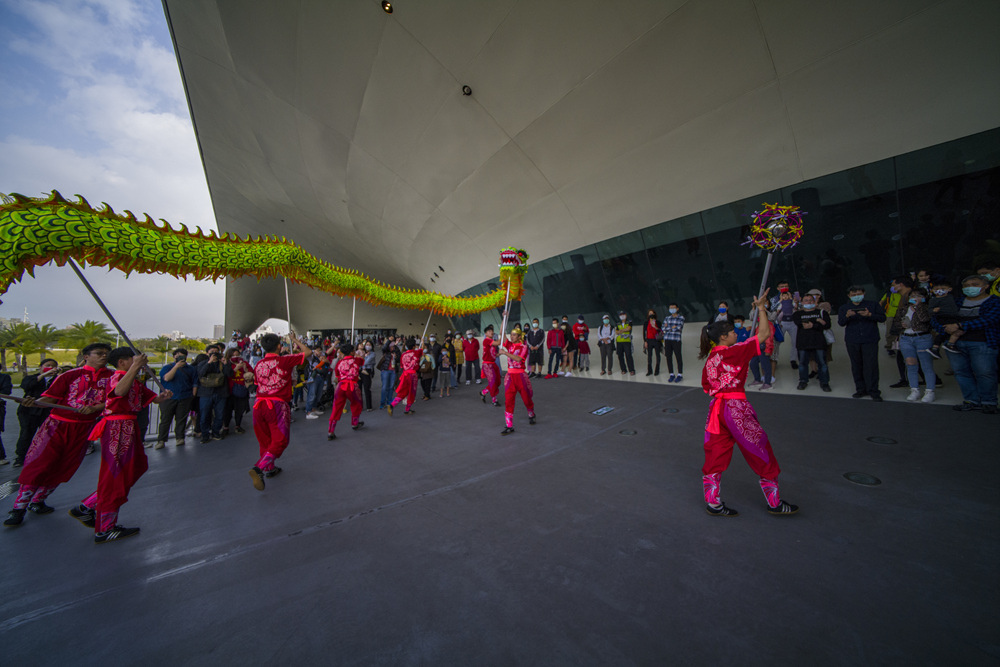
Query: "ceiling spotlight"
430 278 436 283
381 1 392 13
461 85 472 96
433 272 439 278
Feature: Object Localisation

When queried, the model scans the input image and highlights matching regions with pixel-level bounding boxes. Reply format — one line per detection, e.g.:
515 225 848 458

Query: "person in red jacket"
494 327 536 435
698 290 798 517
248 331 312 491
545 318 565 378
461 330 481 385
76 348 173 543
572 315 590 371
6 343 113 528
388 337 421 415
327 342 365 439
480 325 501 407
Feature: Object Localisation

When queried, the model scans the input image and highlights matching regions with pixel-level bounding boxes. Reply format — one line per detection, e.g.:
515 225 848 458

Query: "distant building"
213 324 225 339
159 330 186 341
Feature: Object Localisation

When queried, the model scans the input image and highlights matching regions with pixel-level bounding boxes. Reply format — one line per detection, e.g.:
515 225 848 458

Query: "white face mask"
619 315 626 321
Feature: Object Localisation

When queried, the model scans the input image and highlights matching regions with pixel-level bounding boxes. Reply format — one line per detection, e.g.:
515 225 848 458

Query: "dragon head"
499 247 529 271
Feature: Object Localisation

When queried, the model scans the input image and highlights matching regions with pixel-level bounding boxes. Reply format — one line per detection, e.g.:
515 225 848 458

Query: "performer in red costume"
494 326 536 436
698 289 798 517
388 337 420 416
73 348 173 543
480 325 501 407
5 343 113 528
328 342 365 440
248 331 312 491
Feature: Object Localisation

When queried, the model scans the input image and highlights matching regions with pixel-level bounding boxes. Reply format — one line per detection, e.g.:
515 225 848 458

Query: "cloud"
0 0 229 337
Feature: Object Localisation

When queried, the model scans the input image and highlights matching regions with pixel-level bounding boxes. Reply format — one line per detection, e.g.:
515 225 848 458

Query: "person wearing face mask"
713 302 735 326
360 341 376 412
885 276 918 388
428 335 443 393
977 260 1000 299
769 280 801 371
792 295 832 391
597 315 615 375
480 325 502 405
526 318 545 377
462 330 481 386
615 311 636 375
545 319 565 378
661 304 685 382
573 315 591 372
377 339 399 410
643 309 662 376
896 287 937 403
156 347 200 449
12 359 61 467
838 286 886 401
934 275 999 414
222 348 253 434
927 280 959 358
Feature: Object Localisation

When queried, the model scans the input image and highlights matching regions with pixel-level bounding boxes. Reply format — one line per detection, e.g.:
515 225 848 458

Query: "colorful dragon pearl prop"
743 202 805 252
0 191 528 317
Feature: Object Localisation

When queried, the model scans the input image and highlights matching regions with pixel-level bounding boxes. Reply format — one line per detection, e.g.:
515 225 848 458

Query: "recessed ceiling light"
382 1 392 13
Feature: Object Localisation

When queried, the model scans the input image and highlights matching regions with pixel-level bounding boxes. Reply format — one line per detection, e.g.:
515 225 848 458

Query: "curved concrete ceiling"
164 0 1000 329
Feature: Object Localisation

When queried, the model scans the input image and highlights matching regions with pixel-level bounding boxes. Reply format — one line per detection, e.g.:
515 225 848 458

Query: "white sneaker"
465 381 471 385
564 371 572 377
906 388 920 402
475 379 481 384
921 390 935 403
305 413 319 420
0 458 8 465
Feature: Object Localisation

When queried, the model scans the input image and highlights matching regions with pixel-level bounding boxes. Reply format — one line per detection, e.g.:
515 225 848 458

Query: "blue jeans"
199 393 226 439
946 340 998 406
305 377 326 412
750 353 772 383
797 349 829 385
450 367 458 388
380 370 396 408
898 333 936 390
548 349 563 374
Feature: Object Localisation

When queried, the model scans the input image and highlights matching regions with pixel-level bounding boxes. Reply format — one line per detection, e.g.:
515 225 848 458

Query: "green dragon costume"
0 191 528 316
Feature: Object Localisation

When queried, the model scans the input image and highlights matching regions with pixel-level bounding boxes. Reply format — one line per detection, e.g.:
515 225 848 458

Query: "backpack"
199 371 225 388
419 355 433 374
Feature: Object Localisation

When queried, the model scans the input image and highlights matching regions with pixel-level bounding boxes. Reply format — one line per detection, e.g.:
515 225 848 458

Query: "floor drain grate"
866 436 897 445
844 472 881 486
619 429 637 436
662 408 679 413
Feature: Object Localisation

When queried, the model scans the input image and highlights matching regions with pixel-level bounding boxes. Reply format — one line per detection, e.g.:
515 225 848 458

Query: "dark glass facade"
454 128 1000 333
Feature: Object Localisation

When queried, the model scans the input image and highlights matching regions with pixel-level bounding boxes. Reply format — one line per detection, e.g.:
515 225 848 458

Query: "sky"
0 0 230 339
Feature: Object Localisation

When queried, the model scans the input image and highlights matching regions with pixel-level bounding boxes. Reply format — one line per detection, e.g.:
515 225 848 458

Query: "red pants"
329 382 363 432
253 398 292 460
482 362 501 399
702 398 780 479
393 370 418 409
92 418 149 514
503 372 534 427
18 416 97 488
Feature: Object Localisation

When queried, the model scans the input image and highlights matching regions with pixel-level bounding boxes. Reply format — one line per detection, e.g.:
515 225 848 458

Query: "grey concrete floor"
0 375 997 666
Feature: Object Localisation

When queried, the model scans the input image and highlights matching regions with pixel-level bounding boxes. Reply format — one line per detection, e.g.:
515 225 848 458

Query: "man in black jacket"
838 286 886 401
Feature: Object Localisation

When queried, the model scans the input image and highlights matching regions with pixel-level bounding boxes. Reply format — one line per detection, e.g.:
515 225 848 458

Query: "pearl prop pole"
283 277 291 331
351 296 357 344
67 258 164 391
748 250 774 334
420 309 433 344
742 203 806 335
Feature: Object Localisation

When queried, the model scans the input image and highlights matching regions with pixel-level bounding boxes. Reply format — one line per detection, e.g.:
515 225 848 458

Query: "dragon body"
0 191 528 316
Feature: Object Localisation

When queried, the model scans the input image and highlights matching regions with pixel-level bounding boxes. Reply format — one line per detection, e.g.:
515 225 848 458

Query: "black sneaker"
405 409 414 415
69 505 96 527
889 380 908 389
797 382 807 390
327 433 337 440
821 385 832 393
249 466 265 491
94 525 140 544
501 427 515 436
941 342 958 354
790 360 798 370
481 392 486 404
264 467 282 478
871 395 883 402
706 503 739 517
235 426 245 434
529 415 536 425
983 405 998 415
809 370 818 379
767 500 799 515
4 509 26 527
852 392 869 398
352 422 364 430
27 501 55 514
953 401 981 412
927 346 941 360
212 433 224 441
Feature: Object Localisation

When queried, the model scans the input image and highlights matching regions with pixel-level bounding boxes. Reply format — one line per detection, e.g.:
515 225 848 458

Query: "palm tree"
6 322 38 373
61 320 115 351
0 325 15 371
30 323 63 364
